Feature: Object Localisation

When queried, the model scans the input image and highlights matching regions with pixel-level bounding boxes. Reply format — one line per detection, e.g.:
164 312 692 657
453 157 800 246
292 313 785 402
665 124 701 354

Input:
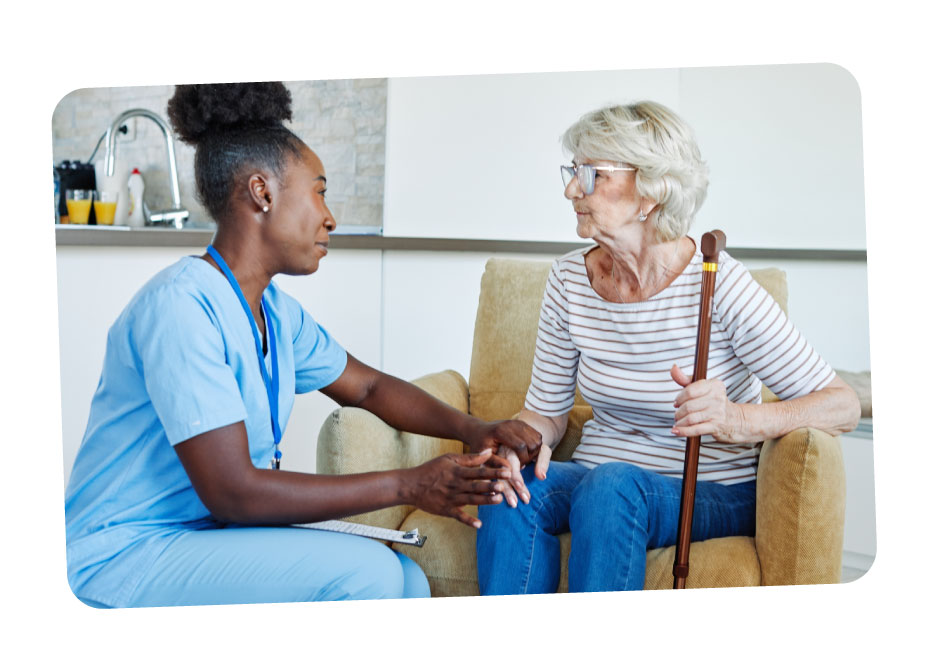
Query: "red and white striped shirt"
525 244 835 484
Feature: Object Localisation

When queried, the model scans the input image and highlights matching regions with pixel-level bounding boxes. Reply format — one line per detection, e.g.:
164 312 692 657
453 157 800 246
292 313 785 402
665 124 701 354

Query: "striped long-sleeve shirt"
525 245 835 485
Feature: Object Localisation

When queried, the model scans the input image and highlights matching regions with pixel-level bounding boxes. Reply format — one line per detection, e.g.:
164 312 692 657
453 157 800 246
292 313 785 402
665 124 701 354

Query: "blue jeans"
477 461 756 594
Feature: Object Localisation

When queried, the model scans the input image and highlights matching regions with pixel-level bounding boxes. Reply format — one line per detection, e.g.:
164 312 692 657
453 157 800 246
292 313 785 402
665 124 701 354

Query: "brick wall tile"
51 79 386 230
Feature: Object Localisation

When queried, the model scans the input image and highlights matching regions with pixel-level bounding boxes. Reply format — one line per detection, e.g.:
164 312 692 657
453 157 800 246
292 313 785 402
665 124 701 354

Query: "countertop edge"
54 227 868 261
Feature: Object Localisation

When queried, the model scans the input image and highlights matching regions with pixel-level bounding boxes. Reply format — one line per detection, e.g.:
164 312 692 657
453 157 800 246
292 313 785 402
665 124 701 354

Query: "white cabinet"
841 418 876 581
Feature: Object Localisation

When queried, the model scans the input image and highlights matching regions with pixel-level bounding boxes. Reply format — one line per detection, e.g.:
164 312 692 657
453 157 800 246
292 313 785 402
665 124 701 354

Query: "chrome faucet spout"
104 109 188 228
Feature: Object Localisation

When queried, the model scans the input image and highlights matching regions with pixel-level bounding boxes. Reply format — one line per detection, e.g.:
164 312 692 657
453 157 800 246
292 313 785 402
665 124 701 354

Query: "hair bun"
167 82 293 145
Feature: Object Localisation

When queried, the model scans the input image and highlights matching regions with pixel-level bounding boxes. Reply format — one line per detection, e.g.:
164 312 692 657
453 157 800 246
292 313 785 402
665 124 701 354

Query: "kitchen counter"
54 225 868 260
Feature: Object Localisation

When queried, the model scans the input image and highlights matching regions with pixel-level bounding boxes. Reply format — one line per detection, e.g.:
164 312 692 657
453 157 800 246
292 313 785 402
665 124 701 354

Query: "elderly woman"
476 100 860 594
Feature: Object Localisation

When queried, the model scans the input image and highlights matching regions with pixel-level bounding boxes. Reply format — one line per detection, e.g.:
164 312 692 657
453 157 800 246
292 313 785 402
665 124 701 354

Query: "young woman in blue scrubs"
64 82 542 608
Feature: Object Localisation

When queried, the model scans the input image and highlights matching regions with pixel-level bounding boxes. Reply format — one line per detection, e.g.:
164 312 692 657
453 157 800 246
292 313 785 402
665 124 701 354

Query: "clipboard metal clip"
402 528 427 547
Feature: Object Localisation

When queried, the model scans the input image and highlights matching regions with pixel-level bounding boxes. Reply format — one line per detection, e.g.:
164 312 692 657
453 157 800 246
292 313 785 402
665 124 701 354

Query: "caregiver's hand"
403 449 512 528
464 419 543 467
669 364 748 443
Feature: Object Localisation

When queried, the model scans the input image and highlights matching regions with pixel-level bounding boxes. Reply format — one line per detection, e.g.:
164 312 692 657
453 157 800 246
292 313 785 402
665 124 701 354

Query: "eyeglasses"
560 163 636 195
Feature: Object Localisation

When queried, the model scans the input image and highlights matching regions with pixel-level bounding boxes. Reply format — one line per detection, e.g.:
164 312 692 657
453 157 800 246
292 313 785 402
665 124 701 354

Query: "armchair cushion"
469 259 583 423
316 369 469 532
756 427 846 584
395 509 481 598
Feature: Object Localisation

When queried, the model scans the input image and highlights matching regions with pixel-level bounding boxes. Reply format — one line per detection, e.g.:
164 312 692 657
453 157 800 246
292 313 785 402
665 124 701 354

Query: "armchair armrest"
316 369 470 530
755 427 847 585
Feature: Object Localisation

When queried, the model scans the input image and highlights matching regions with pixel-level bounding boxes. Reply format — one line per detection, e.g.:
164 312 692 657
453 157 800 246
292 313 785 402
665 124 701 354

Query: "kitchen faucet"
104 109 189 229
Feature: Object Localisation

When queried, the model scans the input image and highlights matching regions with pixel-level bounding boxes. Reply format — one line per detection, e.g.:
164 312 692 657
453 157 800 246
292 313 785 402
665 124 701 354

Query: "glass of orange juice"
66 189 93 225
93 190 119 225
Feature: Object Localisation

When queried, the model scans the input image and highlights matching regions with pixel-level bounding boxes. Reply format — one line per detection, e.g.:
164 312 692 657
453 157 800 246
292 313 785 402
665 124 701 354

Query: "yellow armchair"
317 258 846 595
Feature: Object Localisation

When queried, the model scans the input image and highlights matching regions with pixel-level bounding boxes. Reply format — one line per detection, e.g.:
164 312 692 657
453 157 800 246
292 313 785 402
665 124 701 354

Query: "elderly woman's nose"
564 175 583 200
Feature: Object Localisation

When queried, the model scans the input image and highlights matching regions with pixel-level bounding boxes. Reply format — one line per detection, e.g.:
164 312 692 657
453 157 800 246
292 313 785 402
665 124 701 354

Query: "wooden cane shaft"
673 437 702 588
672 230 725 589
672 269 717 588
693 270 716 380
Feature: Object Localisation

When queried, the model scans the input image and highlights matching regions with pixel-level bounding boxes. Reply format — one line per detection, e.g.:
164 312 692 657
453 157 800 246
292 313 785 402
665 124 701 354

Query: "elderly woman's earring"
638 209 647 222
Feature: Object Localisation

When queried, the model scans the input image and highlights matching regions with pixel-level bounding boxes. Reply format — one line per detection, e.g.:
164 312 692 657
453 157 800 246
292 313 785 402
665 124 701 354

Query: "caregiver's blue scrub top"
64 256 347 607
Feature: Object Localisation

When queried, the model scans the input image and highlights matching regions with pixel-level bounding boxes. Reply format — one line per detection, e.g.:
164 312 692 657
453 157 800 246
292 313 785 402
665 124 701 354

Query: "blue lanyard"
206 245 282 469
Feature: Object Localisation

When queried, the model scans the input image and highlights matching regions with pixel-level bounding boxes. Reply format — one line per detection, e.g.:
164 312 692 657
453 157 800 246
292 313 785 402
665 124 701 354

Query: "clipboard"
293 519 427 547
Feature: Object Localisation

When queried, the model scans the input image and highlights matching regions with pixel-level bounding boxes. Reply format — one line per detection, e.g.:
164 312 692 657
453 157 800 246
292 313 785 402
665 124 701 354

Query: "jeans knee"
478 487 537 529
572 462 649 512
477 497 504 524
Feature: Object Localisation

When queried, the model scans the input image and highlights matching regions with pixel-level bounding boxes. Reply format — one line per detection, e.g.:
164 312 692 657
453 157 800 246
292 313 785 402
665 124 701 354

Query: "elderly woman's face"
565 157 642 240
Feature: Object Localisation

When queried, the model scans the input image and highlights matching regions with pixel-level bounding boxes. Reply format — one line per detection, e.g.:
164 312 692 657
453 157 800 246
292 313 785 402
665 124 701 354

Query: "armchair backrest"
468 256 789 451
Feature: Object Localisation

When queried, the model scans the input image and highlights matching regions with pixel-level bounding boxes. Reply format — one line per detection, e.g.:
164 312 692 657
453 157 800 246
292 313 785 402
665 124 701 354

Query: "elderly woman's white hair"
562 101 709 242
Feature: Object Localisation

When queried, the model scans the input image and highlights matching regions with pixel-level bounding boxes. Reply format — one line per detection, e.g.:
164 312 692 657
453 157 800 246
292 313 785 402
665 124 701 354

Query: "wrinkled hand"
495 443 554 508
670 364 747 443
466 419 543 468
407 450 512 528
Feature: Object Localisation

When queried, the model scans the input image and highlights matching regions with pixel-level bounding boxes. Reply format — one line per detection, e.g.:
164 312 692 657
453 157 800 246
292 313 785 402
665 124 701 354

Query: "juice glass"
66 189 93 225
93 190 119 225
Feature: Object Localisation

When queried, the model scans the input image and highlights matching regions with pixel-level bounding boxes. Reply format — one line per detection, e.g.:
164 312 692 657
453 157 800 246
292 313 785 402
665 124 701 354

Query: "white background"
2 1 922 667
385 64 866 249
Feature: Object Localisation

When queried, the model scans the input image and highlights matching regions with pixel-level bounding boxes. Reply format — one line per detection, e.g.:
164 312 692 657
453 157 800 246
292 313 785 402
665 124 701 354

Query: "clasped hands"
464 419 549 509
484 364 749 510
411 418 545 528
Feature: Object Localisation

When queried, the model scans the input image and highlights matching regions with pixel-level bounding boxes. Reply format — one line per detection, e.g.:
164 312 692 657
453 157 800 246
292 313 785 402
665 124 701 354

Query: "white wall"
384 69 680 241
841 425 877 564
384 64 866 251
679 64 865 250
56 247 382 484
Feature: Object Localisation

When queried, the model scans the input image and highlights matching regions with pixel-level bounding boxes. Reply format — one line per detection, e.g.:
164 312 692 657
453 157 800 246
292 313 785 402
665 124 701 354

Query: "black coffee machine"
55 161 97 224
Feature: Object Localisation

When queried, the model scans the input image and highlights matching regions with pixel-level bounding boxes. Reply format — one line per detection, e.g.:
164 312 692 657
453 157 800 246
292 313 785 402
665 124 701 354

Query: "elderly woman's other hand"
669 364 749 443
492 443 554 508
496 446 528 507
463 419 542 507
485 410 565 507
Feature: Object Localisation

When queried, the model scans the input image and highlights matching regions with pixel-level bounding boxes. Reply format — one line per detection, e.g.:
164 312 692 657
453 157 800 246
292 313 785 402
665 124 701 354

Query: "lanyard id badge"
206 245 283 469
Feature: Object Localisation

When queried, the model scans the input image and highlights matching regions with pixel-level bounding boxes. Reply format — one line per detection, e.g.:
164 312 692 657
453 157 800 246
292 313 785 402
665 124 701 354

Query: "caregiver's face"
267 147 337 275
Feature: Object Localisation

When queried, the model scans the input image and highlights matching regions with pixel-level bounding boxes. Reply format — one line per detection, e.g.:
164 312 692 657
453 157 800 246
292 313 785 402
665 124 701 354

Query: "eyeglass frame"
560 163 636 195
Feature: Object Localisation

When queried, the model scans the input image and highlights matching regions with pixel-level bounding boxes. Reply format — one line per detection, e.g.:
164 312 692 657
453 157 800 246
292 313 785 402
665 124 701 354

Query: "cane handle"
700 230 727 263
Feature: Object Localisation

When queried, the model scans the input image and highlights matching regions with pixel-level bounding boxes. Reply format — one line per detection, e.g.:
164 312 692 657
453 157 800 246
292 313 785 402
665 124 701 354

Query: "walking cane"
672 229 726 589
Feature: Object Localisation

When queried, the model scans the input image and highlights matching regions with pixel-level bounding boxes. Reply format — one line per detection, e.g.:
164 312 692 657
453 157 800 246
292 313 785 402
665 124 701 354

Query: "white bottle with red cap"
126 168 146 227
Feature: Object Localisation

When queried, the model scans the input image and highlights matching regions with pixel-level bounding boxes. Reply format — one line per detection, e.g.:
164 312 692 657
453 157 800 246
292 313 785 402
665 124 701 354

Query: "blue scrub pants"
477 461 756 594
82 526 430 608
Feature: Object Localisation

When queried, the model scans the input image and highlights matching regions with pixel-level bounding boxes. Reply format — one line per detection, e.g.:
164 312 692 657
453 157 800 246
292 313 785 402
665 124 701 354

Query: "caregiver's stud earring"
263 205 269 212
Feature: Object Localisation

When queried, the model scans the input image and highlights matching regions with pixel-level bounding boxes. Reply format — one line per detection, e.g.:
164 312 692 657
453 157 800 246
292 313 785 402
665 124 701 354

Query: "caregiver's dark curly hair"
167 82 306 220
